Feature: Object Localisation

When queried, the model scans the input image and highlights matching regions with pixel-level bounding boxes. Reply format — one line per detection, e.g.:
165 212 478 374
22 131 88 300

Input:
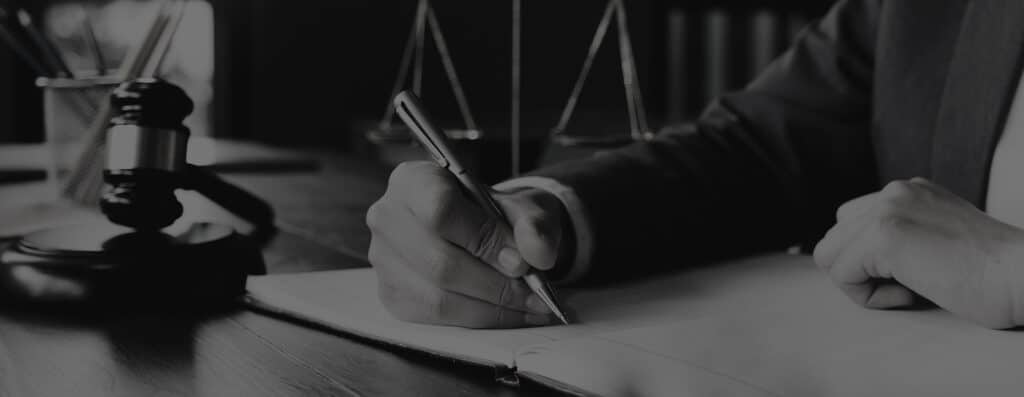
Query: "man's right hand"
366 161 569 328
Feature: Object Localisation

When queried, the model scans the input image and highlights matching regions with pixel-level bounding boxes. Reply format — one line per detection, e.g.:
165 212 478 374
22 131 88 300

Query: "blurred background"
0 0 834 176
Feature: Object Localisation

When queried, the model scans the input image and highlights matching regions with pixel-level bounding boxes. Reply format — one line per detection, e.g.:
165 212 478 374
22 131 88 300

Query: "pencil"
0 8 49 76
16 9 73 77
63 0 180 203
143 0 187 76
80 7 107 75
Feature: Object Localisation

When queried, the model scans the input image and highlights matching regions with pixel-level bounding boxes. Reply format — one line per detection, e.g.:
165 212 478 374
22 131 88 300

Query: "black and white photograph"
0 0 1022 396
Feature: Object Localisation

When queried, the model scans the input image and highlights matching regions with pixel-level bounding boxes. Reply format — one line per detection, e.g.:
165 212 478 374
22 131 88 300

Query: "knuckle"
390 161 428 182
875 199 903 219
835 203 850 220
387 162 416 187
812 226 840 267
389 162 441 195
881 180 917 201
877 214 908 232
812 241 828 267
365 201 385 230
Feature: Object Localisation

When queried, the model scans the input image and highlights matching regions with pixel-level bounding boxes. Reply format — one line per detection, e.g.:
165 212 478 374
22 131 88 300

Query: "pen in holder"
36 76 121 200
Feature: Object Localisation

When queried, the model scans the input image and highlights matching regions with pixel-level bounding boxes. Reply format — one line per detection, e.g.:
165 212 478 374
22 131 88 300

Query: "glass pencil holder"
36 76 121 199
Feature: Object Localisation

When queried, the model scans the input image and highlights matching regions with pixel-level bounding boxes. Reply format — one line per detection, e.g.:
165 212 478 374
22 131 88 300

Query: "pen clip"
394 91 453 170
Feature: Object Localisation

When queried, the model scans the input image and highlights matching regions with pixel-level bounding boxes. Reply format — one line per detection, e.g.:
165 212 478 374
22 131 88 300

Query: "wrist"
970 228 1024 329
1003 234 1024 327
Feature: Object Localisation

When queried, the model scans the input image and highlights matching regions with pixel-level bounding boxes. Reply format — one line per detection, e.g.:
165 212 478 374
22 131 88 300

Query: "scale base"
0 221 264 307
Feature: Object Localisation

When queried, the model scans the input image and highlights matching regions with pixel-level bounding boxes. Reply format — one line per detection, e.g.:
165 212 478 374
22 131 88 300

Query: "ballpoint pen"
393 91 572 325
80 7 107 75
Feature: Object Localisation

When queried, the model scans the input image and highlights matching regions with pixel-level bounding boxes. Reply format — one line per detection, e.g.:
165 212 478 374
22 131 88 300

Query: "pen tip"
547 304 570 325
524 273 572 325
554 311 571 325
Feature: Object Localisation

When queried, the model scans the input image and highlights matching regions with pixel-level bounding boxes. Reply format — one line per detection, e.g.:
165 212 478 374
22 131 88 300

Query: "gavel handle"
181 164 276 245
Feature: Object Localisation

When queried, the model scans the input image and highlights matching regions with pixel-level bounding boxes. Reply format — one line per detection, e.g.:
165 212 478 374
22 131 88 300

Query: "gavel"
0 78 272 306
101 78 274 237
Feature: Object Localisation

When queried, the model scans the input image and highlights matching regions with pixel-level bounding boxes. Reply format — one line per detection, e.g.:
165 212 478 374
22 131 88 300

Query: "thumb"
496 190 564 273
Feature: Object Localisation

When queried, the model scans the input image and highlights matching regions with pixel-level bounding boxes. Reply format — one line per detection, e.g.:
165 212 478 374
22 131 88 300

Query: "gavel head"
100 78 194 231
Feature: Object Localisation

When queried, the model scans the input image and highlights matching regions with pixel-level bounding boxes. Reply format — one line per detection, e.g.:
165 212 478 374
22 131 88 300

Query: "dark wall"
0 1 49 142
0 55 42 143
229 0 835 148
1 0 833 145
0 45 13 142
232 0 658 148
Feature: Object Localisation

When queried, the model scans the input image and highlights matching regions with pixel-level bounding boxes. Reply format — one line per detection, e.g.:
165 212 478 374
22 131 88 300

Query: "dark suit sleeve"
532 0 883 283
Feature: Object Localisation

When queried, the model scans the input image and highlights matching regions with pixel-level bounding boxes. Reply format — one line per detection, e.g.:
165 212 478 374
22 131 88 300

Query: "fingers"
385 162 528 276
822 242 920 310
368 161 567 328
368 220 546 315
367 197 555 328
831 281 918 309
370 239 552 328
816 180 935 310
825 181 934 264
824 223 917 309
814 207 874 269
864 283 919 309
496 191 563 271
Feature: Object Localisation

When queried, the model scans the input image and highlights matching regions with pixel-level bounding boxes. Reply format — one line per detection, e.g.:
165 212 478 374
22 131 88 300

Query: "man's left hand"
813 178 1024 329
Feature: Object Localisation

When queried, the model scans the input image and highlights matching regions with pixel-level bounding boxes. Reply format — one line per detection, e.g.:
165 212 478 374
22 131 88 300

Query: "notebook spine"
494 366 521 386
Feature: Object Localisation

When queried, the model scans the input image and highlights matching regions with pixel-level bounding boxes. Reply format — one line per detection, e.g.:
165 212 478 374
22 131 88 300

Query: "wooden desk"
0 150 566 396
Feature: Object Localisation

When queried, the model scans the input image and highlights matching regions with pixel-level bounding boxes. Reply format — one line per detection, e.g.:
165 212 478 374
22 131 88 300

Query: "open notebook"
246 254 1024 396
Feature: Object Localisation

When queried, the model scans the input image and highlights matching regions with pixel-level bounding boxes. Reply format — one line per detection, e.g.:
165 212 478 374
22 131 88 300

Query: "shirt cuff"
494 176 593 284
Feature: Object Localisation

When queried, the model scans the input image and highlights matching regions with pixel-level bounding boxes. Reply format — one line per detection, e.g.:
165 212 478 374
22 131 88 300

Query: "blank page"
245 254 819 374
245 254 810 369
246 269 558 368
515 255 1024 397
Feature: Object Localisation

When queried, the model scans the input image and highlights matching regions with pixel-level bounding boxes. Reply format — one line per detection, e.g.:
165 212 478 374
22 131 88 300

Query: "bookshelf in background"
660 0 832 123
211 0 251 140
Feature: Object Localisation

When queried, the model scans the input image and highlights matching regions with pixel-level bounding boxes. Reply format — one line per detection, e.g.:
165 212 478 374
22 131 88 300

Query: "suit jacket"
532 0 1024 282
